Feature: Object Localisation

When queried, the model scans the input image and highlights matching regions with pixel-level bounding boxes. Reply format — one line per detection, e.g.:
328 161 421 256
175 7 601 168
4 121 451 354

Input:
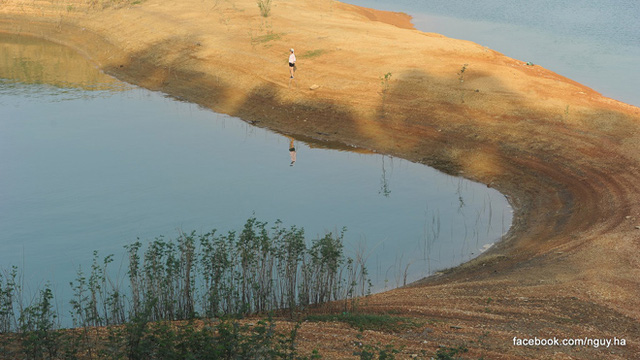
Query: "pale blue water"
0 36 512 303
342 0 640 107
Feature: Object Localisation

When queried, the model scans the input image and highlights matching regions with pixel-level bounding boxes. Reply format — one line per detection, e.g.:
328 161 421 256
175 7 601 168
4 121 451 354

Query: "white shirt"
289 53 296 63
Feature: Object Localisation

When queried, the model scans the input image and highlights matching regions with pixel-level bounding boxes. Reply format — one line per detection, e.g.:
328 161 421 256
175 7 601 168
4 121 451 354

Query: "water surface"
0 34 511 299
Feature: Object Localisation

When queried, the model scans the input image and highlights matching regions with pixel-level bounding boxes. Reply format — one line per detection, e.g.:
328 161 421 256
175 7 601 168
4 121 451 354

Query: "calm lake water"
343 0 640 107
0 34 511 300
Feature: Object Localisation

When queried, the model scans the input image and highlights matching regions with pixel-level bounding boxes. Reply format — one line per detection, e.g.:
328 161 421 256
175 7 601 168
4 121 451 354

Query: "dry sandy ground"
1 0 639 358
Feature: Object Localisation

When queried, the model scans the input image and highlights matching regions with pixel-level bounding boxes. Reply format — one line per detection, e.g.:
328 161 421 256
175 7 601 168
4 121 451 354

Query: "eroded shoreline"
2 0 639 358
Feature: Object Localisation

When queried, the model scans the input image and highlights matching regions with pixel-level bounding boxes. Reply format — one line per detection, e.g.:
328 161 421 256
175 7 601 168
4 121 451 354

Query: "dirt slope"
1 0 639 358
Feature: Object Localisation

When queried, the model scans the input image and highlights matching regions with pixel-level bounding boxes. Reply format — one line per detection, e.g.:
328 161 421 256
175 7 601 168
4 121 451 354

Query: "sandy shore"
1 0 639 358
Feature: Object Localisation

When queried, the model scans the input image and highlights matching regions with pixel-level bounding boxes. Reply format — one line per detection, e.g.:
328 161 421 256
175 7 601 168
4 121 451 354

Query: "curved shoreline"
2 0 639 358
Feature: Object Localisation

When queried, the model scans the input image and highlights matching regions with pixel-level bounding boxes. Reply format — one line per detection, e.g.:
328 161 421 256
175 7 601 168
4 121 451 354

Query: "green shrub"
435 345 469 360
258 0 272 17
305 313 421 333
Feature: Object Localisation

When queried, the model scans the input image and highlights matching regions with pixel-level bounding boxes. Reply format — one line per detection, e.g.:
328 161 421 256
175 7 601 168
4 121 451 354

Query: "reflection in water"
423 207 441 276
288 137 297 166
0 33 126 93
456 179 466 211
378 156 392 197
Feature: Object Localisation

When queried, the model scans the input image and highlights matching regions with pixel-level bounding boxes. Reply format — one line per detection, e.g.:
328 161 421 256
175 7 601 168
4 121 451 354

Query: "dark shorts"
289 148 296 152
289 62 295 67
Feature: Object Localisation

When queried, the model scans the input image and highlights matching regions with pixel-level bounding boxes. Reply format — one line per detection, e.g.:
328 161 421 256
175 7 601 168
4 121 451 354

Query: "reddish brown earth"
1 0 639 358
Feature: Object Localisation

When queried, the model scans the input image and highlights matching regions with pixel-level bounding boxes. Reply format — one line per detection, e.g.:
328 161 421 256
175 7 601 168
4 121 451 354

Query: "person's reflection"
289 138 297 166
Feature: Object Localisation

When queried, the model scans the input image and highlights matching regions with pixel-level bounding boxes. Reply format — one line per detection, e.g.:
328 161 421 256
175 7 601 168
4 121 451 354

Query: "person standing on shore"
288 48 296 79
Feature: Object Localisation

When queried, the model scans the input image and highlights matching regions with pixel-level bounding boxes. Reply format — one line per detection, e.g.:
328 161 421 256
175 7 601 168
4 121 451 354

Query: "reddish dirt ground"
1 0 639 358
